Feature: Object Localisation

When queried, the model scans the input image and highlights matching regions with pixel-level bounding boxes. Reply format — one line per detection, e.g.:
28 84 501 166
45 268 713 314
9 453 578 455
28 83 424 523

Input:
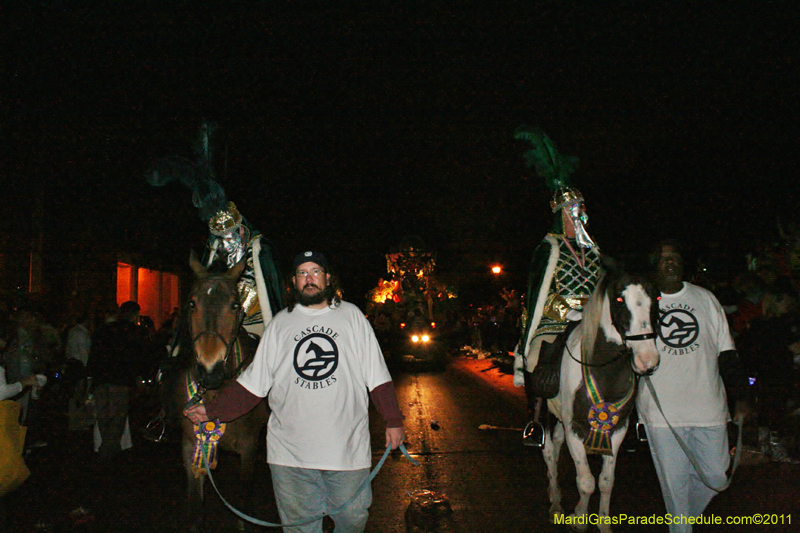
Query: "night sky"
4 2 799 305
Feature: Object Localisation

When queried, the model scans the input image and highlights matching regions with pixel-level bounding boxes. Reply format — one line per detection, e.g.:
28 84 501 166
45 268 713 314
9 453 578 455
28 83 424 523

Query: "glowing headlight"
421 335 430 342
411 335 420 343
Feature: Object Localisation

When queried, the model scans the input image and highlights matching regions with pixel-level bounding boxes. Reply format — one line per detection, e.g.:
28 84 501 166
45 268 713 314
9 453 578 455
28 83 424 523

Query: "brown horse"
168 252 268 532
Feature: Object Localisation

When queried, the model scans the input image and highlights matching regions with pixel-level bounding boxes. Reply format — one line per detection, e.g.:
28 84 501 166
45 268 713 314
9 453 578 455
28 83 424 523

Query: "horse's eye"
616 297 624 303
656 296 661 301
188 300 196 310
232 302 241 310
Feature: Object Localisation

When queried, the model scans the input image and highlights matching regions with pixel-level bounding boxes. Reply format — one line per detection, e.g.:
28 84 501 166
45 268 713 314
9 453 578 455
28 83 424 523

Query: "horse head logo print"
294 332 339 381
658 308 699 349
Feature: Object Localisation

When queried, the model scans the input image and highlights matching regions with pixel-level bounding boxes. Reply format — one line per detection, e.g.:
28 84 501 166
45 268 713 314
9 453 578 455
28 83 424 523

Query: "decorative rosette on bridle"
185 374 228 477
582 365 634 456
192 419 226 477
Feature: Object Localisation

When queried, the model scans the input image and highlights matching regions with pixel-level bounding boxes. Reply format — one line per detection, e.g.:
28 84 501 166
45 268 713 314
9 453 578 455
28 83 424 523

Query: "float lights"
491 265 502 274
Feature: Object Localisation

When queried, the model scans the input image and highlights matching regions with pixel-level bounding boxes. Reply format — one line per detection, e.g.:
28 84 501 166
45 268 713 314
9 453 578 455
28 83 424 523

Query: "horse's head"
584 270 660 376
607 272 661 375
187 251 246 389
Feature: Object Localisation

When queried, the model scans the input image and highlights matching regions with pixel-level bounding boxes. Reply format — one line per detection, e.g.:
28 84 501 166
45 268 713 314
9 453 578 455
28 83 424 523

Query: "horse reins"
201 443 419 528
565 323 659 374
566 343 628 368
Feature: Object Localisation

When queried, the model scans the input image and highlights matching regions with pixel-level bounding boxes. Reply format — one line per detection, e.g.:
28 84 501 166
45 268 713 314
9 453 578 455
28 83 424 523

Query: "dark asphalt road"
3 357 799 532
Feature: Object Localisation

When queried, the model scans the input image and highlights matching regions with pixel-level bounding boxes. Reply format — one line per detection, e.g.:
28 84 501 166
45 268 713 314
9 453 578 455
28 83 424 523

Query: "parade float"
366 237 458 369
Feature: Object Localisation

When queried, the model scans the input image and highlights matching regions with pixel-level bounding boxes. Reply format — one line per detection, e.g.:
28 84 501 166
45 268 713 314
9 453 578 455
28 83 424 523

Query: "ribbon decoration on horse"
582 364 635 455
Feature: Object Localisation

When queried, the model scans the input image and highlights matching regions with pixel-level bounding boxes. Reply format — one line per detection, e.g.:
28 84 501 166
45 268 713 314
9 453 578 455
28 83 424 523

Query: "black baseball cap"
292 251 329 271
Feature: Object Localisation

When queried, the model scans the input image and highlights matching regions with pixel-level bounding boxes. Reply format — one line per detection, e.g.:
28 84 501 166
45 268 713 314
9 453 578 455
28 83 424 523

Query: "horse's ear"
189 250 207 278
226 255 247 282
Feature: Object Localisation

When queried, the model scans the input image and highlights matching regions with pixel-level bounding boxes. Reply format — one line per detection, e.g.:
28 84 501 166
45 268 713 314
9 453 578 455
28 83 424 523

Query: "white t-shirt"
238 301 393 470
636 282 735 427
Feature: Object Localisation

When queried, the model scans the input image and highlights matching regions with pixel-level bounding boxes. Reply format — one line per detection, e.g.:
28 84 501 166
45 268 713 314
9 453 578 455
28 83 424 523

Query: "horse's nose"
196 360 226 389
640 363 659 377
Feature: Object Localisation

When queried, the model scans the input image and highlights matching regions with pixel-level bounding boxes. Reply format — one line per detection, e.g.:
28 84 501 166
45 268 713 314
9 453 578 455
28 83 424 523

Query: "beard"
297 284 334 306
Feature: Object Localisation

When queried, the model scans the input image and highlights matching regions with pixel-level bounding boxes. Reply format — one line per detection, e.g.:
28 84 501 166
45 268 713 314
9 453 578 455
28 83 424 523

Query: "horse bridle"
622 330 660 376
566 324 660 371
189 305 246 365
183 303 245 410
186 275 247 363
621 331 659 342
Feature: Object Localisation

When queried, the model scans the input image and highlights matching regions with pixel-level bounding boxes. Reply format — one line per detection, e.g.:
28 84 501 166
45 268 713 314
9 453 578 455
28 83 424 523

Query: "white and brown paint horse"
543 269 660 533
165 253 269 532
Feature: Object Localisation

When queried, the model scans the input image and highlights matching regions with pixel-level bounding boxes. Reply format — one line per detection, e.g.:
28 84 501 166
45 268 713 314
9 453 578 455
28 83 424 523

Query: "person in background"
65 312 92 367
87 301 145 458
3 304 50 446
185 251 405 533
0 365 42 401
736 281 799 462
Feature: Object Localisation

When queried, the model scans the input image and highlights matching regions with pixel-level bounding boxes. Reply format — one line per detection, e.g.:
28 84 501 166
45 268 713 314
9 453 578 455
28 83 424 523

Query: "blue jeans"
269 464 372 533
645 424 730 533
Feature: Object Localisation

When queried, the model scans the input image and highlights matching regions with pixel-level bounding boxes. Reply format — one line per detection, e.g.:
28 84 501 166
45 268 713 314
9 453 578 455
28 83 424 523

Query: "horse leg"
543 420 565 520
182 437 205 533
564 429 595 532
595 423 628 533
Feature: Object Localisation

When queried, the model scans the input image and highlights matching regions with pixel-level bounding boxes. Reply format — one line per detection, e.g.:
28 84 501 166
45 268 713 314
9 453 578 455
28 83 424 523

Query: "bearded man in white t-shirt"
184 251 405 533
636 241 749 533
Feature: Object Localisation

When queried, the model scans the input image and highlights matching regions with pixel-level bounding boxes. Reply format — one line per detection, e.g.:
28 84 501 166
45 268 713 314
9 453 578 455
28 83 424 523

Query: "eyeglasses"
295 268 325 278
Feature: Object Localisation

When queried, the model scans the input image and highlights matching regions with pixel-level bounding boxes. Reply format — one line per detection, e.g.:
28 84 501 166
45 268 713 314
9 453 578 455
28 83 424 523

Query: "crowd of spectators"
0 299 176 451
695 265 800 462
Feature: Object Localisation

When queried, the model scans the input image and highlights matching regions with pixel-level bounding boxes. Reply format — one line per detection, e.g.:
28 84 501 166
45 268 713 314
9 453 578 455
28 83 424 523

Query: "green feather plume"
514 126 579 192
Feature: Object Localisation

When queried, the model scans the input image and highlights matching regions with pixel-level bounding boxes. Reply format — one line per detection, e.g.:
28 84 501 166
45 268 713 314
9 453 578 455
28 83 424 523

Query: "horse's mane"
580 271 611 362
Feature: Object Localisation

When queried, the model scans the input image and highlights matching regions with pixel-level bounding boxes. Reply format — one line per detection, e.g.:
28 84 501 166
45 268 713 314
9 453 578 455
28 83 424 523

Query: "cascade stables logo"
294 332 339 381
658 304 700 355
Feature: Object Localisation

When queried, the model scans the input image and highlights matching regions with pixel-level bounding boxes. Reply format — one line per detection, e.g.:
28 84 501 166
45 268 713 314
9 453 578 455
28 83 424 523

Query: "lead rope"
202 443 419 527
643 376 743 492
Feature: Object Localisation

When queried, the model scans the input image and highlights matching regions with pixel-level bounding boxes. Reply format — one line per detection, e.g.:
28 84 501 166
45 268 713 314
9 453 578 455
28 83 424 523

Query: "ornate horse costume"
542 269 660 533
166 253 269 532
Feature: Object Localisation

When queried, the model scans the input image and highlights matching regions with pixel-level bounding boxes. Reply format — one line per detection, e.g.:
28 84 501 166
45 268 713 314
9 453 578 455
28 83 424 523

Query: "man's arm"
370 381 406 449
184 381 263 424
